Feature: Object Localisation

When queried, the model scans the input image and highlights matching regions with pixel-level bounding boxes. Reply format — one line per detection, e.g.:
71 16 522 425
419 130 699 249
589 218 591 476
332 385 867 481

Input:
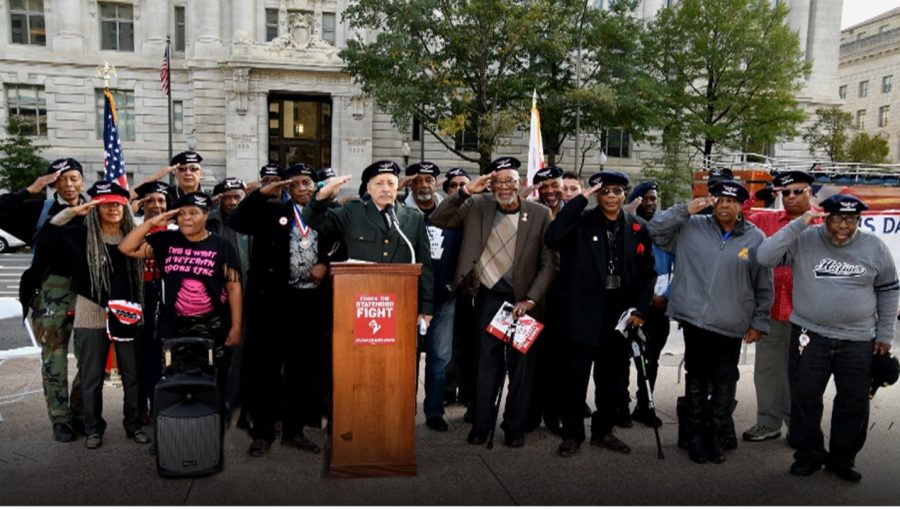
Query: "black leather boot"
685 376 708 464
709 380 737 465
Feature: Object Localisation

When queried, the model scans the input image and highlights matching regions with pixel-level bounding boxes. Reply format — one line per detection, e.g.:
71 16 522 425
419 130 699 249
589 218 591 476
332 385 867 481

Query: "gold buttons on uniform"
383 252 389 257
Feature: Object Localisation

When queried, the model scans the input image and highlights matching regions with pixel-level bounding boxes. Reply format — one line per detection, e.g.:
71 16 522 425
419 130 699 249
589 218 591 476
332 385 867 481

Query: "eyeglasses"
491 178 519 188
780 188 808 197
827 214 859 226
598 186 625 196
177 166 201 173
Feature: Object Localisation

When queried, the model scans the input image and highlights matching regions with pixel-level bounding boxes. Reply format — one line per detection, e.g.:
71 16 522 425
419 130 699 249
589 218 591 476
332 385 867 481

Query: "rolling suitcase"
154 337 224 478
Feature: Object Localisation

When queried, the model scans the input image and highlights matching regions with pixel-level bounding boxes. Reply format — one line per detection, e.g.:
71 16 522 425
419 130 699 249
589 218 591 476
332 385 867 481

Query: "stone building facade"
0 0 843 189
839 7 900 162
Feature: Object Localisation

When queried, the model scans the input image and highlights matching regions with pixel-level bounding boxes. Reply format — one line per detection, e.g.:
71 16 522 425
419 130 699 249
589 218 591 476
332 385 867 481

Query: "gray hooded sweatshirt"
649 204 773 338
757 217 898 345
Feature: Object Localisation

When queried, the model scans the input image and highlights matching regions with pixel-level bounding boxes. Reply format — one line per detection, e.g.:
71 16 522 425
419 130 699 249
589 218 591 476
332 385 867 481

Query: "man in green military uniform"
303 160 434 324
0 158 88 442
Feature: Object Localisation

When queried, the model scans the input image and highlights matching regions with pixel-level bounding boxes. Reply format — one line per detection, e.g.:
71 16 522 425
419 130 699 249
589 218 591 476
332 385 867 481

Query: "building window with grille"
174 6 186 52
5 84 47 136
859 81 869 98
99 2 134 51
856 109 866 130
10 0 45 45
454 127 478 152
883 75 892 94
266 9 279 41
95 89 136 141
839 85 847 99
173 100 184 134
601 128 631 158
322 13 336 44
879 106 890 128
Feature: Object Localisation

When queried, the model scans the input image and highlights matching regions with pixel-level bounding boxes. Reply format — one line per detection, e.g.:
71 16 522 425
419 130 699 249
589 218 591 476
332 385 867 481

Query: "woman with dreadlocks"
35 181 147 450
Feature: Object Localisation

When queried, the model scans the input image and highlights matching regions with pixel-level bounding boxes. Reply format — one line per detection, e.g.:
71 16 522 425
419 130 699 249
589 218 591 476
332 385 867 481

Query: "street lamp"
598 149 608 171
401 140 411 168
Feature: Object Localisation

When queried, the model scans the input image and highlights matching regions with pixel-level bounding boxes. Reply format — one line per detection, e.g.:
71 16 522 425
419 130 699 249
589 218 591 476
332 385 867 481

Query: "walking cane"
629 325 665 459
487 314 517 450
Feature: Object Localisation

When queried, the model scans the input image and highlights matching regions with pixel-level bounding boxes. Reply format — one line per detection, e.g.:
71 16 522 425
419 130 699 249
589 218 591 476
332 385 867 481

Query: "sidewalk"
1 330 898 505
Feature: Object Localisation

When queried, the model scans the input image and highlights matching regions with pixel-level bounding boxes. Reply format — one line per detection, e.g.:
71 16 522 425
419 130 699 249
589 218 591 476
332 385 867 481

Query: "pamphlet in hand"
485 301 544 354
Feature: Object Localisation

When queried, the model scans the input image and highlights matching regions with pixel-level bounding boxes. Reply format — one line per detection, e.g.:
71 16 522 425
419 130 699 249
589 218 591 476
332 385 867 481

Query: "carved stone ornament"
232 67 250 116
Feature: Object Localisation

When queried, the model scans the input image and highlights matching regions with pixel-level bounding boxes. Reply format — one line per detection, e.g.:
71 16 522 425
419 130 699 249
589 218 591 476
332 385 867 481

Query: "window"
96 89 135 141
856 109 866 130
411 116 421 142
265 9 279 41
879 106 890 128
99 2 134 51
883 75 893 94
601 128 631 158
5 84 47 136
859 80 869 98
173 100 184 134
10 0 45 45
321 13 335 44
839 85 847 99
880 25 890 34
174 6 186 52
856 32 866 40
454 127 478 152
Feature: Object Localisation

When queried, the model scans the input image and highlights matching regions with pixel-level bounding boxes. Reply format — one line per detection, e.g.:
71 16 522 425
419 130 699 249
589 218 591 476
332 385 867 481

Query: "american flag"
103 89 128 189
160 46 170 95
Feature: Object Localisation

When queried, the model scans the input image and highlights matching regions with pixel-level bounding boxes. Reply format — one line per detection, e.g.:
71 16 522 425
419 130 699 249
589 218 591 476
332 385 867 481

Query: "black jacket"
544 194 656 346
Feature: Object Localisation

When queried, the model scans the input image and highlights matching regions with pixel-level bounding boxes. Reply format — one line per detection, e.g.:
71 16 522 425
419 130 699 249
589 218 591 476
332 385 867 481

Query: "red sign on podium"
353 293 397 346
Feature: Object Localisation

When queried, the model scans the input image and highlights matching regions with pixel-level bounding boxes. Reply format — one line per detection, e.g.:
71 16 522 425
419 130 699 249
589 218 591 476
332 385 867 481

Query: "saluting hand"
317 175 352 201
69 201 98 216
518 184 536 199
150 165 176 182
624 196 642 215
465 172 494 194
582 182 603 198
26 171 61 195
244 179 261 193
148 208 179 228
259 179 292 197
801 209 827 225
687 196 716 215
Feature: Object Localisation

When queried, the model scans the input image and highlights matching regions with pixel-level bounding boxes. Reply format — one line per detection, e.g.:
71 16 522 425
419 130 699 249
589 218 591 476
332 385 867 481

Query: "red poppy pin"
636 243 646 255
632 223 641 232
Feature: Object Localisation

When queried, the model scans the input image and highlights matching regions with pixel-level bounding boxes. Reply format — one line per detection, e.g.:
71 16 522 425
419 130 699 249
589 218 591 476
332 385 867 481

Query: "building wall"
839 13 900 162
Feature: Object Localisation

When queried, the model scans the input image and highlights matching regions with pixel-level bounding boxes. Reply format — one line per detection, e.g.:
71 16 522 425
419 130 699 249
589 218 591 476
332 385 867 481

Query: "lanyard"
292 203 310 238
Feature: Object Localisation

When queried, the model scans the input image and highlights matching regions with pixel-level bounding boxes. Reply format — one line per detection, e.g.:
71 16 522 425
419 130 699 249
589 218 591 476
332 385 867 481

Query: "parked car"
0 228 26 253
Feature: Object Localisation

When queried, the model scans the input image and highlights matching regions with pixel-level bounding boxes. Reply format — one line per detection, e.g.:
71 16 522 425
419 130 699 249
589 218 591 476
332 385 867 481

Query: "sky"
841 0 900 29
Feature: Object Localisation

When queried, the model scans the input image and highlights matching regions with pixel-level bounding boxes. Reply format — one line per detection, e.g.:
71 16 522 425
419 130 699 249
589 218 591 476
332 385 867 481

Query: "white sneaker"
742 424 782 442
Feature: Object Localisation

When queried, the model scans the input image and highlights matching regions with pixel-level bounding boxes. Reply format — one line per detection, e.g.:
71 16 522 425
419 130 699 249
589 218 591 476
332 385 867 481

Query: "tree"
802 106 852 162
341 0 535 170
0 116 47 192
846 132 890 164
643 0 809 159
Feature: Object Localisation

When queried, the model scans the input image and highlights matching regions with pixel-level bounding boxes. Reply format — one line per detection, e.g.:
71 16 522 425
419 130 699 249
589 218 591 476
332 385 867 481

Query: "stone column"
191 0 223 60
233 0 256 42
143 0 169 58
53 0 84 52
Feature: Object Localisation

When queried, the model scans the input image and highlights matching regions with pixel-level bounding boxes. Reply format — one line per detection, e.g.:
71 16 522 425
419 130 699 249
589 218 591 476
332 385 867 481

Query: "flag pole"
166 36 174 183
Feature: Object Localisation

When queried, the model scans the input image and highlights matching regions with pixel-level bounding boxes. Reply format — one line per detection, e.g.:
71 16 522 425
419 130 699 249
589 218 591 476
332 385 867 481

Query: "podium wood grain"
329 263 422 478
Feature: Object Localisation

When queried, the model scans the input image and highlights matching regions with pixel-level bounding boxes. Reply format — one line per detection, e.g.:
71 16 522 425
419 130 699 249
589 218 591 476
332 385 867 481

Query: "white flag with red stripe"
526 90 545 198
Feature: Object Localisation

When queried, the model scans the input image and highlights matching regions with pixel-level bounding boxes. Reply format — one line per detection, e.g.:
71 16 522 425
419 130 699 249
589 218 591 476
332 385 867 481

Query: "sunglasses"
780 188 808 197
827 215 859 226
598 186 625 196
177 166 201 173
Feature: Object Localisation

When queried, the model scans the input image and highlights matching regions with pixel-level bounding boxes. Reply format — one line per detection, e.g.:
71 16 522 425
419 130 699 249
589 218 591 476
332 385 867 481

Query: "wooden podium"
329 262 422 478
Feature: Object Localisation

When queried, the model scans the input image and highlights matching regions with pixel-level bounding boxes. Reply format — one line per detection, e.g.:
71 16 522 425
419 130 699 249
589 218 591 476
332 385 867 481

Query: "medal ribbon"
292 203 310 238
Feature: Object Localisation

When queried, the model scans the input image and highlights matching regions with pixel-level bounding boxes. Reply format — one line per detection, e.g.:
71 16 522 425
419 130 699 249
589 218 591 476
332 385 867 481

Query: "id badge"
605 275 621 290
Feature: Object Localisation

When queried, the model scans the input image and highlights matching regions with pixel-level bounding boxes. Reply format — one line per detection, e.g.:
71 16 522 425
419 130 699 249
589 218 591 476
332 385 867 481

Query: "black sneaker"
825 463 862 482
790 460 822 476
467 428 488 445
425 417 449 432
52 423 77 443
590 433 631 454
631 406 663 428
248 438 271 457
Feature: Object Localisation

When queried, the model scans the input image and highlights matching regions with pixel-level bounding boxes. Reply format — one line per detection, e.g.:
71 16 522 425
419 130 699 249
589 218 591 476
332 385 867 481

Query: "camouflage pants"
31 274 83 425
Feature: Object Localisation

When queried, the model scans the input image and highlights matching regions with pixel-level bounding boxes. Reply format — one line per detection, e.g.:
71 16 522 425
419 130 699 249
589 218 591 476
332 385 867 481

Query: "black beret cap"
707 167 734 186
212 177 246 196
532 166 564 185
174 192 212 211
628 181 659 203
87 180 130 204
819 194 869 214
709 180 749 201
483 157 521 175
405 161 441 177
170 151 203 166
318 167 336 181
443 167 470 192
588 171 629 188
47 158 83 177
870 353 900 398
774 170 815 187
283 163 319 182
259 163 282 178
361 160 401 185
134 181 173 199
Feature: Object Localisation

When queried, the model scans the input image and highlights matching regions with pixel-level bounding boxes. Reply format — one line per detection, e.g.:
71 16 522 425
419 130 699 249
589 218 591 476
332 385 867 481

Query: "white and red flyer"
485 301 544 354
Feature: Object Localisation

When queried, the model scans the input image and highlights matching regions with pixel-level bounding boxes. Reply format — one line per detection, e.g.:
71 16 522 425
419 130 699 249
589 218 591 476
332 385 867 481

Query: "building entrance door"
268 94 332 169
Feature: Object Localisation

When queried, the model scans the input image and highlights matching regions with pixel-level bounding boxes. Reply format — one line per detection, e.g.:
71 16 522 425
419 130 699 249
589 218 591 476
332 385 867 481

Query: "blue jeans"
788 325 871 467
419 299 455 418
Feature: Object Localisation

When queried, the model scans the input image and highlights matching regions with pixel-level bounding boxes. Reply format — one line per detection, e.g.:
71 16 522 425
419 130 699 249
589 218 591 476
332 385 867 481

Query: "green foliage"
641 138 696 208
0 116 47 192
802 106 852 162
845 132 890 164
643 0 809 158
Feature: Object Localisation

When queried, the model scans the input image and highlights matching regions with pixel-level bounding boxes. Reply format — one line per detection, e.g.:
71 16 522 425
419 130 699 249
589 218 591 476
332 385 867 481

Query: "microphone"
384 203 416 264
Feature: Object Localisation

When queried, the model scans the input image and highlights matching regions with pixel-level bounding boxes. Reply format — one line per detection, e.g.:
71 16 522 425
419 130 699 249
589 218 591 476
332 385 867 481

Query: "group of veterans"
2 152 897 483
